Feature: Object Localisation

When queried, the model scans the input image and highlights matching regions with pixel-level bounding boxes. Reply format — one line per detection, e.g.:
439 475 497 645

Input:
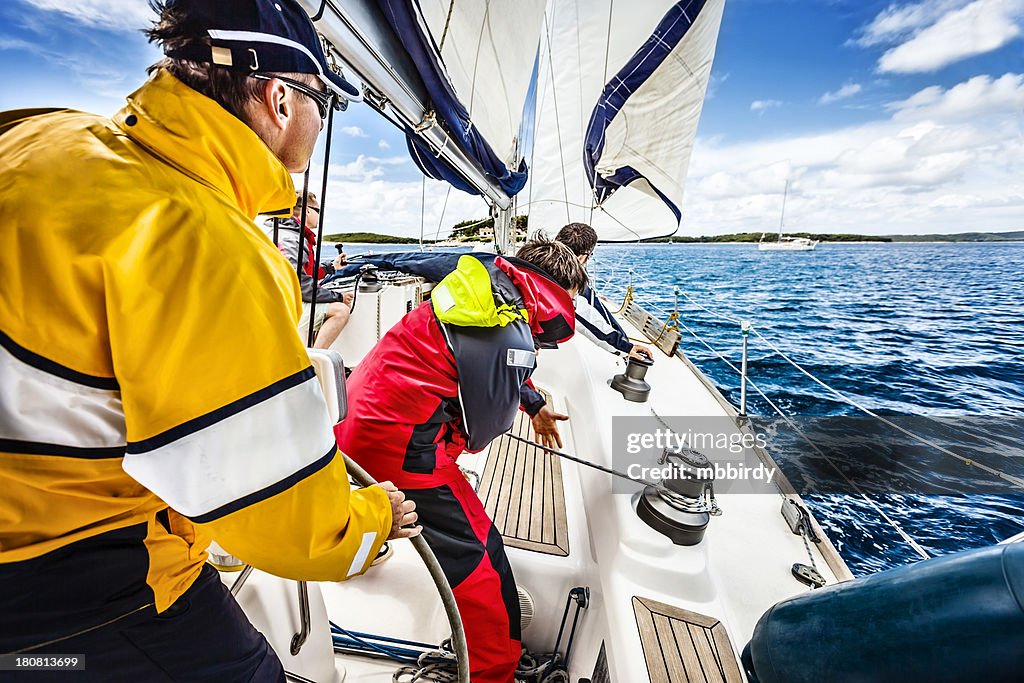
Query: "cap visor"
321 71 361 102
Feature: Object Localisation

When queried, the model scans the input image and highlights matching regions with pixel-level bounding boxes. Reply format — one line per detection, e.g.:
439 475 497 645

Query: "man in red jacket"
335 240 586 683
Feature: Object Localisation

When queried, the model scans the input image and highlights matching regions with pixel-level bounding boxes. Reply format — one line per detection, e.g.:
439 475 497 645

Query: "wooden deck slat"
516 437 536 539
635 599 668 683
633 596 743 683
655 614 693 683
478 390 568 556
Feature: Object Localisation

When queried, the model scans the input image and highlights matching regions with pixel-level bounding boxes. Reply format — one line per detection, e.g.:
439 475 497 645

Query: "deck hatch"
632 596 744 683
478 391 569 556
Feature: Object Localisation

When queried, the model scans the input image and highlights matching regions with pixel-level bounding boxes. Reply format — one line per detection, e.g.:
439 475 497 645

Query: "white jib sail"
528 0 725 241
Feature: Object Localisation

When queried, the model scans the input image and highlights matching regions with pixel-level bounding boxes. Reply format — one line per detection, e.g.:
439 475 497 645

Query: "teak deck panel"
478 395 569 556
632 596 745 683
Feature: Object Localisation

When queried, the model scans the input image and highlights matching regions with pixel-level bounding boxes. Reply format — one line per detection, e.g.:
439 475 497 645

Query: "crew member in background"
269 190 353 349
0 1 418 679
335 240 587 683
555 222 654 362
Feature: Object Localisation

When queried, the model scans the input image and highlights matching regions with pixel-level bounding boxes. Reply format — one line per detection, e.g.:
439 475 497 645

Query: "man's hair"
554 222 598 257
145 1 315 122
515 239 588 292
293 190 318 215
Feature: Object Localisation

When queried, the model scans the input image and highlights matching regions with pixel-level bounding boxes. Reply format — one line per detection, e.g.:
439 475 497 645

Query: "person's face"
264 78 327 173
295 201 320 230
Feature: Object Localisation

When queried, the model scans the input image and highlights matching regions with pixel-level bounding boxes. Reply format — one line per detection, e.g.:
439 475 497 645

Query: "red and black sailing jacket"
335 254 574 488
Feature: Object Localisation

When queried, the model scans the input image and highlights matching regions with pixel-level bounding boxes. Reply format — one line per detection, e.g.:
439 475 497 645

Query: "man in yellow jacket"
0 1 418 679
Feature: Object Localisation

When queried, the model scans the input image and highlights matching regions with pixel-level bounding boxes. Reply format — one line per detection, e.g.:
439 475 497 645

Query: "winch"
636 447 718 546
610 354 653 402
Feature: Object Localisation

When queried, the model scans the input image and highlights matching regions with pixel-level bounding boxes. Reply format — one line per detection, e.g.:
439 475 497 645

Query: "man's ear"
256 77 290 132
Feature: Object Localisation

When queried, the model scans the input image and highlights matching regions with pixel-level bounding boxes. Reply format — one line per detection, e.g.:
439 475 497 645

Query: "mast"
778 179 789 240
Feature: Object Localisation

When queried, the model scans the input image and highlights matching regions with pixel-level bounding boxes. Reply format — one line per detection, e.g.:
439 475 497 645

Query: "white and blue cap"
164 0 361 102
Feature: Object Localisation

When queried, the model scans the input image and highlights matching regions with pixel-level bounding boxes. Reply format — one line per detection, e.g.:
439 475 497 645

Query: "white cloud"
750 99 782 113
681 72 1024 235
855 0 967 47
20 0 156 31
378 139 391 150
329 155 409 183
886 73 1024 121
862 0 1024 73
819 83 863 105
339 126 368 138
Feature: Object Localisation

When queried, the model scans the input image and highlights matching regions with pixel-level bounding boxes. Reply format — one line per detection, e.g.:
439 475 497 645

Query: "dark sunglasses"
252 74 339 119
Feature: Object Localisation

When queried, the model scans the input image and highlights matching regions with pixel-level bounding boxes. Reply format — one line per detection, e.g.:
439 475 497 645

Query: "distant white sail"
528 0 725 241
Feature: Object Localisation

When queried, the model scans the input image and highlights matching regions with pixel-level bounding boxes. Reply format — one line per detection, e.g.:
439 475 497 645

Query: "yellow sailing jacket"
0 70 390 652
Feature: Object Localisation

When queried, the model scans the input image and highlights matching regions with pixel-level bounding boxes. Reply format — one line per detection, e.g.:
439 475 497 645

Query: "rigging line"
308 106 337 347
601 0 614 95
465 1 489 125
627 272 745 326
751 328 1024 489
438 0 457 53
543 11 572 225
594 203 644 242
591 0 616 226
420 176 426 251
434 184 453 244
640 285 1024 487
296 167 312 281
648 305 931 559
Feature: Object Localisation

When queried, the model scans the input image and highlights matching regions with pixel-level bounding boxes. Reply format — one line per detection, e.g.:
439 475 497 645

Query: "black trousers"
3 564 284 682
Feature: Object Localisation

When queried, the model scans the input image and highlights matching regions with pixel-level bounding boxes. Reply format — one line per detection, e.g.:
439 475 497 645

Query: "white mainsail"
527 0 725 241
414 0 546 169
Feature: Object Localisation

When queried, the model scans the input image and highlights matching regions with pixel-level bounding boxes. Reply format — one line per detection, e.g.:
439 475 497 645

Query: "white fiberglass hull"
758 239 818 251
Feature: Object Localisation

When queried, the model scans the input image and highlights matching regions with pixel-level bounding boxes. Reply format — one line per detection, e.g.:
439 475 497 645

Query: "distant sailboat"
759 180 818 251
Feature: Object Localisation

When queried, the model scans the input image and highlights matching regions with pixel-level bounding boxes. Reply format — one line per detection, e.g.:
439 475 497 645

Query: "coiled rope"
392 640 568 683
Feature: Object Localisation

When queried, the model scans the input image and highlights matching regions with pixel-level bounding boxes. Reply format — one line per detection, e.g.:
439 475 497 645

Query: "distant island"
321 232 426 244
648 230 1024 243
883 230 1024 242
321 226 1024 245
650 232 891 243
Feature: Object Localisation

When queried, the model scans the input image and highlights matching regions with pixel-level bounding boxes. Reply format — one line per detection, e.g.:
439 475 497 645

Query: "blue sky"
1 0 1021 236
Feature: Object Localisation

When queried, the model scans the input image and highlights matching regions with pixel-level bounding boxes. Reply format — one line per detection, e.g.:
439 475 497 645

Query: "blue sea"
341 241 1023 576
588 242 1024 576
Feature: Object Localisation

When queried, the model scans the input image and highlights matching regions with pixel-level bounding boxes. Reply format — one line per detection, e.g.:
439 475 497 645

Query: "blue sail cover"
406 132 480 195
379 0 530 197
582 0 708 223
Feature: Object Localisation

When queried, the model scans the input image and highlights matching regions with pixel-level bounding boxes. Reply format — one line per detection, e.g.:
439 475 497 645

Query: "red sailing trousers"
403 476 522 683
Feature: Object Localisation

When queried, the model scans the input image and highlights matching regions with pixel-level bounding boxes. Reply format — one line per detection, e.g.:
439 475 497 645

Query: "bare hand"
332 254 348 269
377 480 421 540
342 291 354 306
531 404 568 450
629 344 653 362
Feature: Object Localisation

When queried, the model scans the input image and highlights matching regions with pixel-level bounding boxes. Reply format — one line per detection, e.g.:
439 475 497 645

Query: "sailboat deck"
633 596 745 683
478 396 569 557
